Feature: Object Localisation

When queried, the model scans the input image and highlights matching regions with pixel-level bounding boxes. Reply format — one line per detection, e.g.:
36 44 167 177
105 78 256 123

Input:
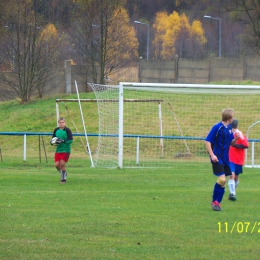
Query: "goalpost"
245 120 260 168
56 82 260 169
87 83 195 168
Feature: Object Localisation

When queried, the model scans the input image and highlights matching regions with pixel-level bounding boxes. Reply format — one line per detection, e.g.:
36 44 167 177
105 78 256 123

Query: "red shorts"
55 153 70 162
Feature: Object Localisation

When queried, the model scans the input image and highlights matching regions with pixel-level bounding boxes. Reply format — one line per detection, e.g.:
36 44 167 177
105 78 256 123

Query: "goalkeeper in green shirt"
51 117 73 183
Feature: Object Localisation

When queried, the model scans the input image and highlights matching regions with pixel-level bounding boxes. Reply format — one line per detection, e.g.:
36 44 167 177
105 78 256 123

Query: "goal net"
86 83 260 168
88 84 192 168
55 83 260 169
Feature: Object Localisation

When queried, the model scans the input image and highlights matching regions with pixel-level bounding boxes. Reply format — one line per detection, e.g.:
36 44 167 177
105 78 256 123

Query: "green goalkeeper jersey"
52 127 73 153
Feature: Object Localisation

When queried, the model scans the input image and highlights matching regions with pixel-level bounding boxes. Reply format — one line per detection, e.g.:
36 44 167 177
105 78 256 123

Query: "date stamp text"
218 222 260 233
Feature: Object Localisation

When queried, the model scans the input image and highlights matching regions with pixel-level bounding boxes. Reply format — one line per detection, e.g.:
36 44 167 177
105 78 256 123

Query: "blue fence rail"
2 131 260 141
1 132 260 165
0 132 98 162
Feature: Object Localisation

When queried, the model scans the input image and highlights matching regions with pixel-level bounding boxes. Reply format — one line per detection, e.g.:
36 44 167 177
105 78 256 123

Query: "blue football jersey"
205 122 234 166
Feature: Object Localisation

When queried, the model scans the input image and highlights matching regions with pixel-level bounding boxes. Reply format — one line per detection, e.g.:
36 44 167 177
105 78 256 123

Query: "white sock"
235 181 239 189
228 180 236 195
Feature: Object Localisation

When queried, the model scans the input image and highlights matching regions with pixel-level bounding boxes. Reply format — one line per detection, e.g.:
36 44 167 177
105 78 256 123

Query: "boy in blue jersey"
205 109 239 211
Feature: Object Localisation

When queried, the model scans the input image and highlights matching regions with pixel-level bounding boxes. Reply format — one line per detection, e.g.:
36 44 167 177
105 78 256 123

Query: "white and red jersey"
229 131 249 166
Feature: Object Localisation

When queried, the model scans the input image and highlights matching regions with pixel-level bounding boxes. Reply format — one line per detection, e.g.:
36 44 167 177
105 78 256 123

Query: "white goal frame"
117 82 260 169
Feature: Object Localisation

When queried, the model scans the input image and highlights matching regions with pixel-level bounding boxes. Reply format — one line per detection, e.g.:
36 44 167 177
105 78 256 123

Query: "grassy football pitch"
1 159 260 260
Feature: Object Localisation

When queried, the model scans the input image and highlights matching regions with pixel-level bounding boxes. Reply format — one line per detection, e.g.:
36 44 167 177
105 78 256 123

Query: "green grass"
1 160 260 259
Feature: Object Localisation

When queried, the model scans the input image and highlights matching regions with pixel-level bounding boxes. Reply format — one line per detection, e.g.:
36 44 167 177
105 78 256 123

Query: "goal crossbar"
56 94 190 168
56 99 164 102
121 82 260 89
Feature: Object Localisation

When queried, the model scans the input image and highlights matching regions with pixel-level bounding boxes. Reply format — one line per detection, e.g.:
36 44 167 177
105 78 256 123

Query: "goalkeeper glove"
56 138 65 144
50 137 58 146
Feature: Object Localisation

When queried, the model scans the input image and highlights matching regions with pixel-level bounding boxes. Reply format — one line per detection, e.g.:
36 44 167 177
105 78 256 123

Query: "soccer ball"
50 137 59 146
50 137 64 145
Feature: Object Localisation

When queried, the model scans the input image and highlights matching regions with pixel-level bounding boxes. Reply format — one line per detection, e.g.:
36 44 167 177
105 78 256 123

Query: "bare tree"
222 0 260 56
71 0 137 86
0 0 62 103
71 0 101 85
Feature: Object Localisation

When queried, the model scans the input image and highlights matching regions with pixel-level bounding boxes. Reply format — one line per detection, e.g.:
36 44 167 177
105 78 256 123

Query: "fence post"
174 55 179 83
243 53 247 80
138 57 143 82
136 137 140 165
23 134 26 161
208 55 213 82
64 60 72 94
251 141 255 167
0 146 3 162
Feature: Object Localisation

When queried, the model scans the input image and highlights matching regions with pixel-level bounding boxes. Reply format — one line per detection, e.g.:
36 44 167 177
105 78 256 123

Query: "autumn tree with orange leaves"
153 11 206 60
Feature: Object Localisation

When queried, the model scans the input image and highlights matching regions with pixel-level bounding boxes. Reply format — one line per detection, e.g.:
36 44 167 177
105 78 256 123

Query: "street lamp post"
134 20 150 60
204 15 221 58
